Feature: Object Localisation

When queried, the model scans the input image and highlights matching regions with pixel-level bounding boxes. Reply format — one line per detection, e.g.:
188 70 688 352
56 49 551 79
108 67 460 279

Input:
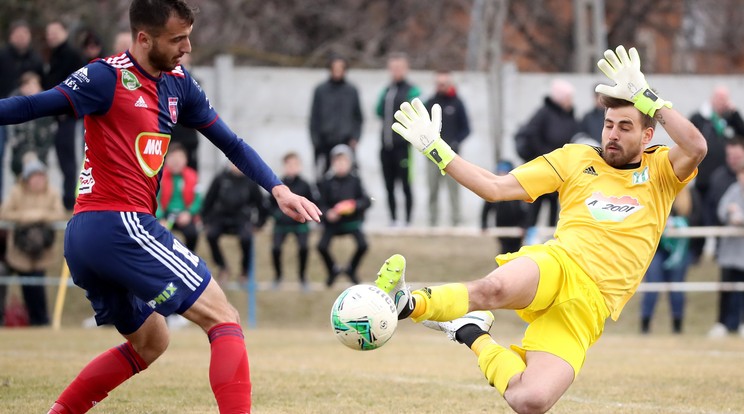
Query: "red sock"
48 342 148 414
208 323 251 413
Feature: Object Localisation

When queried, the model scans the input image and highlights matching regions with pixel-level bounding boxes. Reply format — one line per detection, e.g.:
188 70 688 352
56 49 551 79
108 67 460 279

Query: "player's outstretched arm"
595 45 706 181
0 89 72 125
272 184 322 223
391 98 529 202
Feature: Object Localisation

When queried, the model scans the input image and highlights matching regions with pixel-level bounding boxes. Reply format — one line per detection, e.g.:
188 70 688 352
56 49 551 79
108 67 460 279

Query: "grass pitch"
1 232 744 413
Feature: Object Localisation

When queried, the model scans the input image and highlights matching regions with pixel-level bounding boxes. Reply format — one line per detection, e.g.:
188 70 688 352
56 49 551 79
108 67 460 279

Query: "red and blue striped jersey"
56 52 218 215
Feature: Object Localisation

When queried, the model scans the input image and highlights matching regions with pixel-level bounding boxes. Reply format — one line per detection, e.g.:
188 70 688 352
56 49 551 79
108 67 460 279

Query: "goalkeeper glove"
391 98 455 174
595 45 672 117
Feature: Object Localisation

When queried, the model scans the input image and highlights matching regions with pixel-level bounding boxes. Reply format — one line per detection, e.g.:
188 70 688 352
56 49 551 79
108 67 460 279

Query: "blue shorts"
65 211 211 334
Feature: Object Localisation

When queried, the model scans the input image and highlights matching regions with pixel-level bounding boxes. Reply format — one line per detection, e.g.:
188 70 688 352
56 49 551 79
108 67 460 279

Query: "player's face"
601 106 653 167
148 16 192 72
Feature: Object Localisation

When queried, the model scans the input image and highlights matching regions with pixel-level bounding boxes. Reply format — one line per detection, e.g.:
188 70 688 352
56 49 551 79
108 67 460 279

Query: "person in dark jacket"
579 87 605 143
309 56 363 179
317 144 371 287
481 161 530 254
202 162 268 284
424 70 470 226
270 152 316 289
376 52 420 226
514 79 580 228
43 20 86 210
0 20 45 201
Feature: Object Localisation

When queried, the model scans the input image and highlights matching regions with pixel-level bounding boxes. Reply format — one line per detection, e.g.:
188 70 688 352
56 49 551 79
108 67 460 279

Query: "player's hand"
595 45 672 117
272 185 321 223
392 98 456 173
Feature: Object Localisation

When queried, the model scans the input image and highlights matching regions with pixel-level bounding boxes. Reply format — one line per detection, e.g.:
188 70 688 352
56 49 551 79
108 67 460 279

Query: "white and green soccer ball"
330 284 398 351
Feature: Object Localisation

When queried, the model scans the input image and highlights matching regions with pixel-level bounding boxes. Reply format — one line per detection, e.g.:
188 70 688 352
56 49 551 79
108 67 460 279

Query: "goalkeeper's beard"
602 141 641 168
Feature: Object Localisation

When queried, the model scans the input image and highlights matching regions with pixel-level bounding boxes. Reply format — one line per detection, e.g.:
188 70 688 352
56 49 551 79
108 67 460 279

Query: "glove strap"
424 139 456 175
632 88 673 117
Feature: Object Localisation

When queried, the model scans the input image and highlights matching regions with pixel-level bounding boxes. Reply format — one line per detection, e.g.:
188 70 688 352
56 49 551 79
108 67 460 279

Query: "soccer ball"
330 284 398 351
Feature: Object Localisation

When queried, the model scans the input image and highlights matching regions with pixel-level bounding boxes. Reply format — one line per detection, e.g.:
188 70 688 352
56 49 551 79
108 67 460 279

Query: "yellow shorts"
495 243 610 377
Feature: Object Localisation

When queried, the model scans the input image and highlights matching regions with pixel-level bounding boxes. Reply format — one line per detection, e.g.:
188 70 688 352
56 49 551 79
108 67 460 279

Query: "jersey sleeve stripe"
195 114 219 130
53 86 80 119
541 155 564 182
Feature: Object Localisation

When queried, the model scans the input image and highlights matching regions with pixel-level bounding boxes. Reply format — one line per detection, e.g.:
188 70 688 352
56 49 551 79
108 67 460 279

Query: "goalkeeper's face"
601 106 653 168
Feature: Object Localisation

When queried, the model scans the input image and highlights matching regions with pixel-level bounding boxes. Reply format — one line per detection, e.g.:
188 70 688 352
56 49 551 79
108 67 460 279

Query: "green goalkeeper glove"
595 45 672 117
391 98 455 174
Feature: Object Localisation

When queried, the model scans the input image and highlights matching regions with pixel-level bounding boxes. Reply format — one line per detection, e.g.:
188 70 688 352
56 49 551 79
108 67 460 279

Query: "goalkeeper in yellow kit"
375 46 707 413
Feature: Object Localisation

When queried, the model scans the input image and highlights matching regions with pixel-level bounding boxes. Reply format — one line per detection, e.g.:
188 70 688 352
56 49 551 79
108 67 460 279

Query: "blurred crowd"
0 20 741 338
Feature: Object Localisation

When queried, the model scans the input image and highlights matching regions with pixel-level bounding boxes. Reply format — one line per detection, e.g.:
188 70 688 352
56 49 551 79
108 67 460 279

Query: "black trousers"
317 227 367 286
55 117 79 210
17 270 49 326
205 222 253 274
380 148 412 224
271 229 309 283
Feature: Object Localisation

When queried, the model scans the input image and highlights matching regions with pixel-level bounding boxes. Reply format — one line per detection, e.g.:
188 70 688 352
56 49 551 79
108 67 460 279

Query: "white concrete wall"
12 57 744 230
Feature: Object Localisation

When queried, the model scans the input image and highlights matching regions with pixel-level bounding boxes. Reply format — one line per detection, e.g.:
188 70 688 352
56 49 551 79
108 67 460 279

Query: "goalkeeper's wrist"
632 87 672 117
423 138 456 174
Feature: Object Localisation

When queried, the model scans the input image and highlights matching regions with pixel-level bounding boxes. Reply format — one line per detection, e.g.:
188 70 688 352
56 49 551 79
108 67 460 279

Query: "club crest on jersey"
121 69 141 91
585 192 644 222
632 166 650 185
168 97 178 123
135 132 171 177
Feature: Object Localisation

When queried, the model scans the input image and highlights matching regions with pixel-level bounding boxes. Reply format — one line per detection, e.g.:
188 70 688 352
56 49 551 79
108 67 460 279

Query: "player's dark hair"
283 152 300 163
598 94 656 130
129 0 196 37
167 142 186 155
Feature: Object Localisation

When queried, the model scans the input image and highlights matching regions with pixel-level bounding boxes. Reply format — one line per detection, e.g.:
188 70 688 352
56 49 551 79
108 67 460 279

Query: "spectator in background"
376 52 420 226
0 157 66 326
112 31 132 54
689 86 744 260
481 160 530 254
0 20 45 201
78 29 105 61
424 70 470 226
317 144 371 287
579 86 606 143
202 162 268 284
710 163 744 338
640 185 701 334
514 79 580 229
271 152 315 290
705 137 744 337
43 20 86 210
7 72 56 178
309 55 363 179
169 53 201 170
156 143 201 251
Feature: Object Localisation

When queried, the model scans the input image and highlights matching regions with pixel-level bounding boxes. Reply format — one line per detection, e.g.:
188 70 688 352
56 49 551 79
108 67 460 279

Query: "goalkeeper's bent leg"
410 283 469 322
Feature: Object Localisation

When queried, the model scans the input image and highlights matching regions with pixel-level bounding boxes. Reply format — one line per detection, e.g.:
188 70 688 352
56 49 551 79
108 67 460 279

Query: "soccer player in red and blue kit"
0 1 321 413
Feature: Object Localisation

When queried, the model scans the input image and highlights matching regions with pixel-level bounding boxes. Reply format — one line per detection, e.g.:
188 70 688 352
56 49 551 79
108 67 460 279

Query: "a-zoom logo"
147 282 178 309
585 192 643 222
135 132 171 177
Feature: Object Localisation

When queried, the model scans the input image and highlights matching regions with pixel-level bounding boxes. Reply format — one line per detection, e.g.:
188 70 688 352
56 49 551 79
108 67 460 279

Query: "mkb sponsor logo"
135 132 171 177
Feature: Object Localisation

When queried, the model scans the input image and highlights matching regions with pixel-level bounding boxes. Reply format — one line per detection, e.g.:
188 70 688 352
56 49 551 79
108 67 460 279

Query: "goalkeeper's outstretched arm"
443 156 529 203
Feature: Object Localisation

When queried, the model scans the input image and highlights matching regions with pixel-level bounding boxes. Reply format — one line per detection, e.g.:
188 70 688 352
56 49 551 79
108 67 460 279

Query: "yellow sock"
409 283 469 323
470 334 496 356
478 343 526 395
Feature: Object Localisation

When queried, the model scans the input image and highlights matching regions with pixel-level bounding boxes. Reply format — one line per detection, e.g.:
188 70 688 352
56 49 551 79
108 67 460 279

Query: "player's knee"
506 387 556 414
470 276 506 308
131 330 170 364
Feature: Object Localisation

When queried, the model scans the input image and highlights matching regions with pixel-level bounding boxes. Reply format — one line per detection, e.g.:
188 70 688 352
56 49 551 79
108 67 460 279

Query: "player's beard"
602 140 642 167
148 41 179 72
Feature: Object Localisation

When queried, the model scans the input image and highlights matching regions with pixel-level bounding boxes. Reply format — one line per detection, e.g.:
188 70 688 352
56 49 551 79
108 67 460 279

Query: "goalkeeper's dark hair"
129 0 196 37
599 94 656 130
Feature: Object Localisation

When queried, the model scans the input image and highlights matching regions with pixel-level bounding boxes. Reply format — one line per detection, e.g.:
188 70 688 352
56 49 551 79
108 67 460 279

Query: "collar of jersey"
125 51 162 83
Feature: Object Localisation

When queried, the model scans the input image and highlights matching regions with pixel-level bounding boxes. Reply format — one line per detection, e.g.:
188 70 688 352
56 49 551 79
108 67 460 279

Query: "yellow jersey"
511 144 695 320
